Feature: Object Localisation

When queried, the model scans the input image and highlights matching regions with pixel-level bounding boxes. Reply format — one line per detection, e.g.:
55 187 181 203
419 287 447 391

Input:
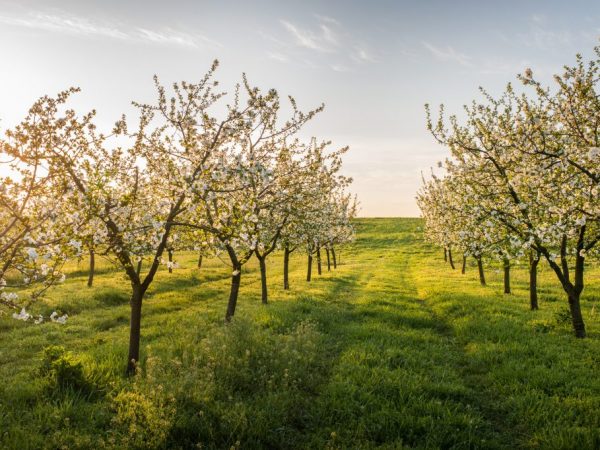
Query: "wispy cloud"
266 51 289 63
280 19 337 52
351 45 377 63
422 41 472 67
0 10 220 49
516 15 573 50
313 14 340 26
330 63 351 72
272 15 380 72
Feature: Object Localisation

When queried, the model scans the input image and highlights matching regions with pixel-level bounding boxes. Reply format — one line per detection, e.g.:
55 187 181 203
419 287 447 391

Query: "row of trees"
418 48 600 338
0 61 356 373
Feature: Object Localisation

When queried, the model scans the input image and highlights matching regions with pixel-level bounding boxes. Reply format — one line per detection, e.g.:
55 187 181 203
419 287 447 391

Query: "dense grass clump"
0 218 599 448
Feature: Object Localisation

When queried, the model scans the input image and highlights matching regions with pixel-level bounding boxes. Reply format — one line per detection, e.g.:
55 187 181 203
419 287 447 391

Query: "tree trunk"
568 290 586 338
307 254 312 282
317 247 322 275
87 248 95 288
332 247 337 269
259 256 268 304
283 246 290 290
126 284 146 375
226 265 242 321
461 255 466 274
136 259 142 276
477 257 486 286
197 253 203 269
444 248 448 262
503 258 511 294
448 247 455 270
529 254 539 311
326 248 331 271
168 249 173 274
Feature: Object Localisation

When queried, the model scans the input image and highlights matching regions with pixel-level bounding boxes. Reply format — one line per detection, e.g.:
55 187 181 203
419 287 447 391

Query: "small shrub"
39 346 101 397
110 387 175 450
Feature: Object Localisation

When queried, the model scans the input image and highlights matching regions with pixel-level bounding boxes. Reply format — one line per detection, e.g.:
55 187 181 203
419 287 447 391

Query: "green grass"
1 218 600 449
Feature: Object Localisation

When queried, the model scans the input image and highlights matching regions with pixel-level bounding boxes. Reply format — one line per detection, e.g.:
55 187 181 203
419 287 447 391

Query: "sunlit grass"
1 218 600 448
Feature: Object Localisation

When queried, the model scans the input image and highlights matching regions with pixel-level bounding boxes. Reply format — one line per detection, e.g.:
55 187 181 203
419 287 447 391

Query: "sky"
0 0 599 216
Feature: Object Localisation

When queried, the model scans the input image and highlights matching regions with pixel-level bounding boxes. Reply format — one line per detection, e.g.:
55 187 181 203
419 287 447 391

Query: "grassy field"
1 218 600 449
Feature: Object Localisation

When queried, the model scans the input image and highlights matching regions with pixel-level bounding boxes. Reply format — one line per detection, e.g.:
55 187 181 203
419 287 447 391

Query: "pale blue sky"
1 0 599 216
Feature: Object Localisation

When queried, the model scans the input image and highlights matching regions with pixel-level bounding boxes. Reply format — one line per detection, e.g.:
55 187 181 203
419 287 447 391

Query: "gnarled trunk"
503 258 511 294
568 290 585 338
529 253 539 310
258 256 268 304
448 247 455 270
332 247 337 269
126 284 146 375
307 254 313 282
317 247 322 275
477 256 486 286
461 255 466 274
226 263 242 322
283 246 290 290
87 248 95 287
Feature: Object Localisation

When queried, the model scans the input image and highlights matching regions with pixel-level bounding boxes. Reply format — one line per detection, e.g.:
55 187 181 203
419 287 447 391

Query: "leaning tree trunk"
529 253 539 310
307 254 313 282
461 255 467 275
226 264 242 322
476 256 486 286
198 253 203 269
168 249 174 274
283 246 290 290
317 247 322 275
503 258 511 294
136 259 142 276
126 284 147 375
448 247 456 270
326 248 331 271
444 248 448 262
258 256 268 304
87 248 95 287
332 247 337 269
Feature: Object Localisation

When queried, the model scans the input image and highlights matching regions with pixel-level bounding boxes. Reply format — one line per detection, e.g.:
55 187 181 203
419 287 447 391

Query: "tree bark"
529 253 539 311
87 248 95 288
168 249 173 274
503 258 511 294
197 253 203 269
317 247 322 275
226 264 242 321
477 256 486 286
332 247 337 269
544 231 587 337
461 255 466 274
326 247 331 271
258 256 268 304
307 254 312 282
126 284 146 375
444 248 448 262
568 290 586 338
448 247 455 270
283 246 290 290
136 259 142 276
